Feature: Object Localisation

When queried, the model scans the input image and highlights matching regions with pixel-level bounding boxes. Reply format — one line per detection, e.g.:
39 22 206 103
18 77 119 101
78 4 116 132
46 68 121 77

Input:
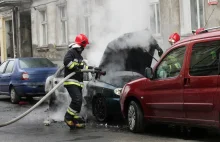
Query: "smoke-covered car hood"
99 29 163 76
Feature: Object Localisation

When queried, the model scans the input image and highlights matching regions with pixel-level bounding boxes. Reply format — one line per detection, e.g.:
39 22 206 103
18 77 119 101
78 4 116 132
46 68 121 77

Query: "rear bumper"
14 83 45 96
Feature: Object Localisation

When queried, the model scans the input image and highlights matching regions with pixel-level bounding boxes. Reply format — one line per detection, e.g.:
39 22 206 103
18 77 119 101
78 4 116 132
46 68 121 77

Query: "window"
190 0 204 30
155 47 186 79
180 0 205 34
19 58 55 68
59 6 67 44
0 62 8 73
83 0 90 40
39 10 47 46
5 61 14 73
150 2 160 34
189 41 220 76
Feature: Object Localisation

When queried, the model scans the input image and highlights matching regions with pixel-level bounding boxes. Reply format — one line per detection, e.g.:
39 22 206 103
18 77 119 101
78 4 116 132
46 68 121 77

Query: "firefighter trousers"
65 85 83 113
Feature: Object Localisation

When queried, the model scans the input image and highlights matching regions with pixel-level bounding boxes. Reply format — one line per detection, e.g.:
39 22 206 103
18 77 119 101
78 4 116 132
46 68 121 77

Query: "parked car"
87 30 163 122
120 29 220 133
0 57 57 103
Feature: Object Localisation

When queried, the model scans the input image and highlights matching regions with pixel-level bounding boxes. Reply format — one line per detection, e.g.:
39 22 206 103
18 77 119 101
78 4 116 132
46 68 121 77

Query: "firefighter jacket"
63 48 87 87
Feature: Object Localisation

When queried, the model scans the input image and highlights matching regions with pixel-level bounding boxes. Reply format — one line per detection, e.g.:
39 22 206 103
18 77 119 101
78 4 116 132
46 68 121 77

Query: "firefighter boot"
64 111 85 129
72 115 86 128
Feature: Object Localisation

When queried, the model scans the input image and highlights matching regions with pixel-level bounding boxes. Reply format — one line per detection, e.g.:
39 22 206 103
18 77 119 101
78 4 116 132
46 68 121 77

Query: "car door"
0 61 9 94
183 40 220 126
144 46 187 121
1 60 15 94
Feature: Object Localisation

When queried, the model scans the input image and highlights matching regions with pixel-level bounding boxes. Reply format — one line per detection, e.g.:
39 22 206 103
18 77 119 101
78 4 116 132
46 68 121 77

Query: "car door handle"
184 78 190 86
54 81 58 84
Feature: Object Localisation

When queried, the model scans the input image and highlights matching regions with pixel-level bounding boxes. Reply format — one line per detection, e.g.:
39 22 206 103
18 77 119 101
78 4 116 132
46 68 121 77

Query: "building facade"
0 0 220 65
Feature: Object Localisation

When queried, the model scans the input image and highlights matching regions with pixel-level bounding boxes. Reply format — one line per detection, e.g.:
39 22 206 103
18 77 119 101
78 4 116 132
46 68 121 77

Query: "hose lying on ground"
0 69 95 128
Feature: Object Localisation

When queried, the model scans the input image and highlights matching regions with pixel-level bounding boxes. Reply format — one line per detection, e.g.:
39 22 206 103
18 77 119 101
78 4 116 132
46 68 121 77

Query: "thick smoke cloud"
84 0 151 66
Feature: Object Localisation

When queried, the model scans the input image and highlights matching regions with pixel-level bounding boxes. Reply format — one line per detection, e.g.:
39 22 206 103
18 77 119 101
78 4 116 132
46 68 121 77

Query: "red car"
120 29 220 133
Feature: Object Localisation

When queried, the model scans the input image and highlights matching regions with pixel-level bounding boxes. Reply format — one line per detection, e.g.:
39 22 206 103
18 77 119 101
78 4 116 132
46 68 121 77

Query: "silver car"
44 66 92 121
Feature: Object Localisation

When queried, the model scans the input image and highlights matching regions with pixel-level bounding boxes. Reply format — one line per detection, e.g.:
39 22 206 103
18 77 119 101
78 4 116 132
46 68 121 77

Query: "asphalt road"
0 96 220 142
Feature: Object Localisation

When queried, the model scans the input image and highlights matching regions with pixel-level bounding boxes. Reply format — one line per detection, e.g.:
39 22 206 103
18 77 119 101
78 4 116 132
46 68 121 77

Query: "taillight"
22 72 29 80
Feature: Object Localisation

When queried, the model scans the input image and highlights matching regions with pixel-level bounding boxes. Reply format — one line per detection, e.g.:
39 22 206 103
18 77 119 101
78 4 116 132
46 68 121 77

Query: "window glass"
150 3 160 34
189 41 220 76
190 0 204 30
19 58 55 68
5 61 14 73
155 47 186 79
0 62 8 73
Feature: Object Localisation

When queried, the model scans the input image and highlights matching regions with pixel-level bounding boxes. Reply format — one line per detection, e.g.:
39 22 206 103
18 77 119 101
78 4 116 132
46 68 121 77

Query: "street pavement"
0 96 220 142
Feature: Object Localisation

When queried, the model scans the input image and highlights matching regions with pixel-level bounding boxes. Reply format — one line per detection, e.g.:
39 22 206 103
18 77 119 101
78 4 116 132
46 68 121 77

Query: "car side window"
57 68 64 78
155 46 186 79
0 61 8 74
189 41 220 76
5 61 15 73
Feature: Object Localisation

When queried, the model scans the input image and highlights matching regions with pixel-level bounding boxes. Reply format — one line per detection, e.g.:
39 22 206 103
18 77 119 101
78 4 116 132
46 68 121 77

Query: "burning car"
87 29 163 122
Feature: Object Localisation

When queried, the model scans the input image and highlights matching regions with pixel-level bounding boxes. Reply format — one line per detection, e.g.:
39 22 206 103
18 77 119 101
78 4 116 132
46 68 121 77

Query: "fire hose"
0 69 106 128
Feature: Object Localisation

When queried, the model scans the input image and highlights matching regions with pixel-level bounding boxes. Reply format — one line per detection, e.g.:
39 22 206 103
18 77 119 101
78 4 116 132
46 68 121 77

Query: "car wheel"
127 101 145 133
93 97 108 122
10 87 20 104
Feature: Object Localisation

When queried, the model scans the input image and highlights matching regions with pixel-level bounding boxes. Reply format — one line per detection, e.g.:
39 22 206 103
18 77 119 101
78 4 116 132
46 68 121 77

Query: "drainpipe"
12 7 17 58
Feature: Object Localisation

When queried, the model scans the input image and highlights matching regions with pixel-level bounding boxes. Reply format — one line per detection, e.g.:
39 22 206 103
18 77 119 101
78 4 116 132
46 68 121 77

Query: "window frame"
189 40 220 77
83 0 91 41
0 61 9 74
58 5 68 45
180 0 205 35
4 60 15 74
149 2 161 35
38 9 48 46
153 46 186 80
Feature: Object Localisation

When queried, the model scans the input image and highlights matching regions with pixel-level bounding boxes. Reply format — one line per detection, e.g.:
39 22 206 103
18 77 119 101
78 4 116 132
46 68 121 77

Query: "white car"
44 66 92 121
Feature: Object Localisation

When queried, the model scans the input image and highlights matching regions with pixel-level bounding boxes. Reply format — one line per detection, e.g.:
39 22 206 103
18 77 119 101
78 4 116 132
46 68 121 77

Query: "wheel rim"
128 105 136 130
10 89 16 103
94 97 106 121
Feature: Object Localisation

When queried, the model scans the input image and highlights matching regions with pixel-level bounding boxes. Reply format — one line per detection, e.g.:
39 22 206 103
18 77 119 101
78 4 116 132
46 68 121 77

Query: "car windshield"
100 71 144 87
19 58 56 68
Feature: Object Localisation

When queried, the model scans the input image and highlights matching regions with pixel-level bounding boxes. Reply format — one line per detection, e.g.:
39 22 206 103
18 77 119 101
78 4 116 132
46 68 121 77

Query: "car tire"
93 97 109 122
127 101 145 133
10 87 20 104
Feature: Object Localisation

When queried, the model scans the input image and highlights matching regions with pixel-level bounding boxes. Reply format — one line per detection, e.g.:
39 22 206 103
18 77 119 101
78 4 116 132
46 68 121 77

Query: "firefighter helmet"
168 33 180 45
75 34 89 48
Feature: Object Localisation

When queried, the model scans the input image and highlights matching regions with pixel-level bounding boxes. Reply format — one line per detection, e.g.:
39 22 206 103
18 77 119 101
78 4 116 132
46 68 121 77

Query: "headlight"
114 88 122 96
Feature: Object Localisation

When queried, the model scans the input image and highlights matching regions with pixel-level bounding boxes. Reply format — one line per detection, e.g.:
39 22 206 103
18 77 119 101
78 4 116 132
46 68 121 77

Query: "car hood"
99 29 163 76
89 71 144 88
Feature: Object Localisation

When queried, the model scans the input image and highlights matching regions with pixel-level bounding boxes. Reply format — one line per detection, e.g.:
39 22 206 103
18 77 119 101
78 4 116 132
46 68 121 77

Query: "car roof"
174 30 220 47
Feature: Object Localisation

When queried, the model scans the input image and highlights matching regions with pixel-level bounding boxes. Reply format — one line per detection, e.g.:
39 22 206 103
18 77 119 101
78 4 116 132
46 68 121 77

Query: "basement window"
150 2 161 34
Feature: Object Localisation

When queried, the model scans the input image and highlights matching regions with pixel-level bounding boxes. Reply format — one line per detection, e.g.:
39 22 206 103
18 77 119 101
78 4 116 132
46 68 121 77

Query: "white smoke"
85 0 151 66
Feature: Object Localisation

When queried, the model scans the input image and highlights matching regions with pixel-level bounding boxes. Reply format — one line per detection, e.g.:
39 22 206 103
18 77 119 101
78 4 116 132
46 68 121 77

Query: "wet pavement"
0 96 220 142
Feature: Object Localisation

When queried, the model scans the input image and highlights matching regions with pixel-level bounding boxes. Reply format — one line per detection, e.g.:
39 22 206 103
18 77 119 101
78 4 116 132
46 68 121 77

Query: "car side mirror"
145 67 153 79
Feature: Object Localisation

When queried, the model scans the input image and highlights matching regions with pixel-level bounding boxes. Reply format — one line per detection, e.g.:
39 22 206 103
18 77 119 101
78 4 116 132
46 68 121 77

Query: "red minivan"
120 30 220 133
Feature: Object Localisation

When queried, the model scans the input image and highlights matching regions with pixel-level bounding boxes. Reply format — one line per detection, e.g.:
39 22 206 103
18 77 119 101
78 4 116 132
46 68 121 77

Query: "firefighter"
63 34 89 129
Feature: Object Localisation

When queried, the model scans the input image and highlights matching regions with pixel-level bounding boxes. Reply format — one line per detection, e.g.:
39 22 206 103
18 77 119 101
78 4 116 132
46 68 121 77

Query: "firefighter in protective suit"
158 33 181 78
63 34 90 129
